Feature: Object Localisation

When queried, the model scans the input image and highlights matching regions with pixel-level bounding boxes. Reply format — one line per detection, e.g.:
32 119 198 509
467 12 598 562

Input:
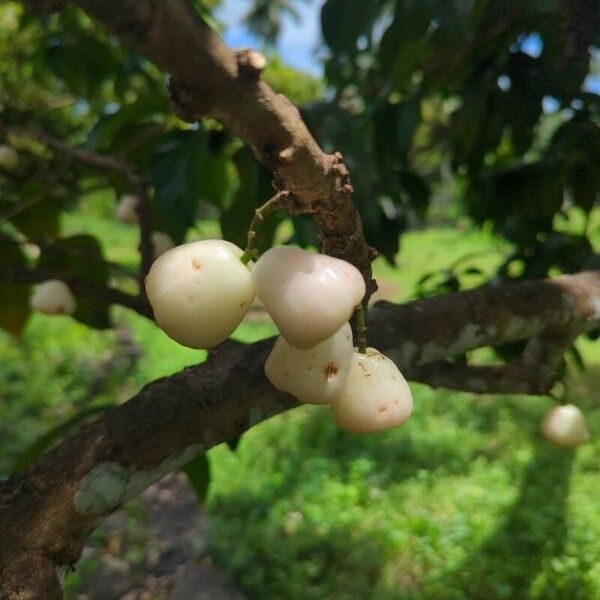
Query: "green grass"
1 211 599 599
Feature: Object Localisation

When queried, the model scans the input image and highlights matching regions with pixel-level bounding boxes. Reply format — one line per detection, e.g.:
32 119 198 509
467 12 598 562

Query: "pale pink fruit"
0 145 19 171
265 323 353 404
151 231 175 259
252 246 365 349
115 194 139 224
145 240 254 349
541 404 589 447
331 348 413 433
30 280 76 315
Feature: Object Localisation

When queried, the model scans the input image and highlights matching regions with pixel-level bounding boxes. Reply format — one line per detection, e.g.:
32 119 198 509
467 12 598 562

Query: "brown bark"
1 271 599 598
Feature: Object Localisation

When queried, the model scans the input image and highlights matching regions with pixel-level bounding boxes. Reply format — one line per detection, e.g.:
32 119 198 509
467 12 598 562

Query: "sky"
215 0 324 75
215 1 600 101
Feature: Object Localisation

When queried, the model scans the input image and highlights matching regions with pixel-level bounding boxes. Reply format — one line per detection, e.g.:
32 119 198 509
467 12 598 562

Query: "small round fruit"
30 280 76 315
265 322 353 405
145 240 255 349
252 246 365 349
151 231 175 259
541 404 589 447
330 348 413 434
0 145 19 171
115 194 139 224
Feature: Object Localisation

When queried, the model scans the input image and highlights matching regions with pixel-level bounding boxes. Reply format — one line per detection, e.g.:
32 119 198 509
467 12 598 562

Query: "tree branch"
405 361 557 395
33 0 377 299
1 270 599 598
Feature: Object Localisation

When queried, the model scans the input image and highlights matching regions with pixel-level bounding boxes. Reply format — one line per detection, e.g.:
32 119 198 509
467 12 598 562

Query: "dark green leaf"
567 345 585 373
37 235 111 329
226 435 242 452
321 0 379 54
0 240 31 336
183 453 211 504
3 196 60 240
220 146 279 252
150 129 207 241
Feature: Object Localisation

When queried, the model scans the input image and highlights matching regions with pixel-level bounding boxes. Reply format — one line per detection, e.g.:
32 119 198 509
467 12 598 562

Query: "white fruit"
0 145 19 171
151 231 175 259
330 348 413 434
145 239 254 349
115 194 139 224
252 246 365 349
541 404 589 447
265 322 354 405
30 280 76 315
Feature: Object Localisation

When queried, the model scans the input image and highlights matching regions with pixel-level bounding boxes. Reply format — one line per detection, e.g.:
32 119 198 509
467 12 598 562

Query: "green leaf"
220 146 279 252
567 345 585 373
46 13 120 98
398 169 430 218
198 145 233 209
1 193 61 240
37 235 111 329
86 93 168 153
0 240 31 337
321 0 379 54
150 129 207 241
12 404 113 473
183 453 211 504
378 0 434 85
226 435 242 452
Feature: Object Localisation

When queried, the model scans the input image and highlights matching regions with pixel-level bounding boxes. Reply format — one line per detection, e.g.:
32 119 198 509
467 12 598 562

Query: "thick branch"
39 0 377 298
368 271 600 368
0 264 152 318
405 361 557 395
1 271 599 598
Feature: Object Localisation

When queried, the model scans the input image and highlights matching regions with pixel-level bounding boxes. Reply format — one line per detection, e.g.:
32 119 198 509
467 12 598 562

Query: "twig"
355 302 367 353
240 191 287 264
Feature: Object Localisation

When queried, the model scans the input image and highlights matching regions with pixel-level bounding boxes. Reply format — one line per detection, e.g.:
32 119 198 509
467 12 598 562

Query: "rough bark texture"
1 271 599 598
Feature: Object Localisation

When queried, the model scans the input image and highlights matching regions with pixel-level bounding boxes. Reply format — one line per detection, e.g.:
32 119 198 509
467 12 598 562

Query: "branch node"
236 48 267 79
278 147 295 162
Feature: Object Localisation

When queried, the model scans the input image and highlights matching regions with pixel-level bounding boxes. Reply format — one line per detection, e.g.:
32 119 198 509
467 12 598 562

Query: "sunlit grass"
2 211 598 599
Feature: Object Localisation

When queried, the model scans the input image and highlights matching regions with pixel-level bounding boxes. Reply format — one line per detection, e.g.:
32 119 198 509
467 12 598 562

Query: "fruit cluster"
144 240 413 433
26 231 589 445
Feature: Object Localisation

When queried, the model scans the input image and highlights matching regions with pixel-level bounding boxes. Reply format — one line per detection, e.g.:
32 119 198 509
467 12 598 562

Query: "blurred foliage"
1 0 599 337
0 1 324 334
244 0 308 46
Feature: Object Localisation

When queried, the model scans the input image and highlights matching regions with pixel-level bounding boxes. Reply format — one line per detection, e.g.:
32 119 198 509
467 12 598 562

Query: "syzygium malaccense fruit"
252 246 365 349
330 348 413 433
265 323 354 404
145 240 254 349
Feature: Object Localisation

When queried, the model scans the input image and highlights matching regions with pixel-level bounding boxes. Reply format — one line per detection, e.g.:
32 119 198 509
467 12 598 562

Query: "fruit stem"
356 302 367 354
241 192 287 264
